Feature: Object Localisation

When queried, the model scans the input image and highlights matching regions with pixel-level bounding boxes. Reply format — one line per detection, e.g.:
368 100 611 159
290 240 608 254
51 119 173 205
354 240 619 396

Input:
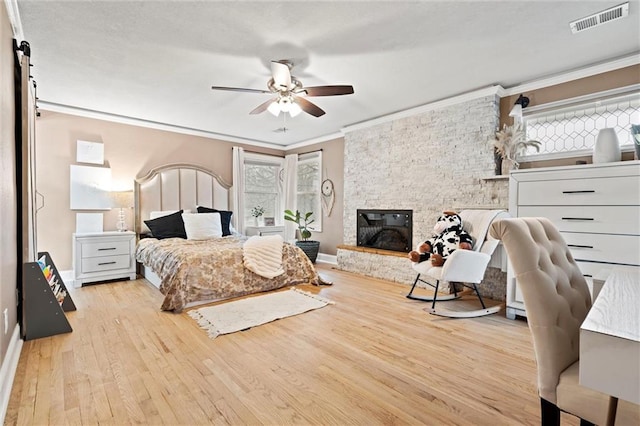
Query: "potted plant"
490 123 541 173
250 205 265 226
284 209 320 263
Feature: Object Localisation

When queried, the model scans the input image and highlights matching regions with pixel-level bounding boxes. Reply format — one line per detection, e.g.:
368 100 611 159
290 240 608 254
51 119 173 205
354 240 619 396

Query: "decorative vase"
631 124 640 160
593 128 621 164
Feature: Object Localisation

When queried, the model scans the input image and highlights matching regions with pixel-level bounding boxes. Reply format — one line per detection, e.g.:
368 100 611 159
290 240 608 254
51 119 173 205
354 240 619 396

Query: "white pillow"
182 213 222 240
150 209 191 219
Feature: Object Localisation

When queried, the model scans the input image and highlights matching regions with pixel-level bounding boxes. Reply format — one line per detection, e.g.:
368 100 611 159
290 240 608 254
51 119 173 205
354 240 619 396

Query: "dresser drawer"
518 206 640 235
81 240 131 258
81 254 132 273
563 232 640 265
518 176 640 206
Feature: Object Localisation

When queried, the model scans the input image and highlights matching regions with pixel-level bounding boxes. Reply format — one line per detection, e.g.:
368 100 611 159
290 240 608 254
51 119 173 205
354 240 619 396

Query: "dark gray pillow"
144 210 187 239
197 206 233 236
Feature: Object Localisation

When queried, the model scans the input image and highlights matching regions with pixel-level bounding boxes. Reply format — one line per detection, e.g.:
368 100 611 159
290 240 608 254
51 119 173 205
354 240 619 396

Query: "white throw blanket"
243 235 285 279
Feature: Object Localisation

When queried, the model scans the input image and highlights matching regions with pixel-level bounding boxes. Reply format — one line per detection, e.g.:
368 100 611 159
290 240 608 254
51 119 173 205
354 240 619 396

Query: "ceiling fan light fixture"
289 102 302 117
267 101 281 117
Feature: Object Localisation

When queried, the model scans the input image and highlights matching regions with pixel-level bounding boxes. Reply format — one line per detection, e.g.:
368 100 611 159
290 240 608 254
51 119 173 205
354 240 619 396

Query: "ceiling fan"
211 60 354 118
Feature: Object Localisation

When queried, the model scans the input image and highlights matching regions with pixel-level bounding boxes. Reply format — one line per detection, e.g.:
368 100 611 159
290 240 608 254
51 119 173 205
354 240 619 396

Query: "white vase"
593 128 621 164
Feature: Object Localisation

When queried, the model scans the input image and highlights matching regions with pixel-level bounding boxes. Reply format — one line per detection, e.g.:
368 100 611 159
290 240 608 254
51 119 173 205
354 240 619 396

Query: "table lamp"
111 190 134 232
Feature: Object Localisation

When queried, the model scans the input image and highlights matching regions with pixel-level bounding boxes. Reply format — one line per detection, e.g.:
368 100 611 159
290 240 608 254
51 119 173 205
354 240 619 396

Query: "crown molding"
502 53 640 96
4 0 23 40
342 85 505 134
285 132 345 150
38 101 287 150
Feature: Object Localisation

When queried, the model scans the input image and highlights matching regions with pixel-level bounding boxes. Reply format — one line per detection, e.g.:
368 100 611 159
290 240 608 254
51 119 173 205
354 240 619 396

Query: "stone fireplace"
336 89 509 301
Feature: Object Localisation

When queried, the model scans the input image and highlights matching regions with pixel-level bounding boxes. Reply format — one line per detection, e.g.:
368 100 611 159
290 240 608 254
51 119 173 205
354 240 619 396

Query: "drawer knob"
98 261 117 265
561 217 594 221
562 190 596 194
98 247 117 251
567 244 594 249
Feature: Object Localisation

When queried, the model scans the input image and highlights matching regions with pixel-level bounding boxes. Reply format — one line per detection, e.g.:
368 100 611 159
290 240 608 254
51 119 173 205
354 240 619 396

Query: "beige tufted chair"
490 217 639 426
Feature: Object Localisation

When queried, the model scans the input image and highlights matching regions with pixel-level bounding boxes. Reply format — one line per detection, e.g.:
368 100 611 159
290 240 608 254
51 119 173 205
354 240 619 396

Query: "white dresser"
245 226 285 238
73 231 137 288
507 161 640 320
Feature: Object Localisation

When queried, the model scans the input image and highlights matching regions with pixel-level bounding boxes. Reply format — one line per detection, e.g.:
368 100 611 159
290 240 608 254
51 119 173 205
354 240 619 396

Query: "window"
296 151 322 232
243 153 283 225
521 87 639 161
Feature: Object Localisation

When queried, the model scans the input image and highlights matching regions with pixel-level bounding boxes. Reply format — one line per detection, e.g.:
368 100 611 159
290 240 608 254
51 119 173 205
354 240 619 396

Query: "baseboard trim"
0 325 23 424
317 253 337 265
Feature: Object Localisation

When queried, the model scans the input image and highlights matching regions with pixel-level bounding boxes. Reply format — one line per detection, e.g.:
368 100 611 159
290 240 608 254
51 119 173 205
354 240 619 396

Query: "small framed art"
263 217 275 226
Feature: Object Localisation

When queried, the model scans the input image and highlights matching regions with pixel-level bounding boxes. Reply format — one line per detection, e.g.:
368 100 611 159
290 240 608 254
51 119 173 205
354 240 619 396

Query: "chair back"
459 209 509 253
489 217 592 403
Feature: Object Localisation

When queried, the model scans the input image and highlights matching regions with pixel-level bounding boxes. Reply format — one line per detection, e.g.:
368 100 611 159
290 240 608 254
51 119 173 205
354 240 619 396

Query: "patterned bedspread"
135 236 319 311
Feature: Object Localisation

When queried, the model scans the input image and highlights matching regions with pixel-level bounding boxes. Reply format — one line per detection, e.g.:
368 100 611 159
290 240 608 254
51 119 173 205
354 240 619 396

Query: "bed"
134 163 319 312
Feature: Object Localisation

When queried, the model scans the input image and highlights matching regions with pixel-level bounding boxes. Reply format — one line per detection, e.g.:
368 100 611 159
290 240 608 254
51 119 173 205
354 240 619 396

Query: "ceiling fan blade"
271 61 292 91
211 86 271 94
303 85 354 96
249 98 276 115
296 97 326 117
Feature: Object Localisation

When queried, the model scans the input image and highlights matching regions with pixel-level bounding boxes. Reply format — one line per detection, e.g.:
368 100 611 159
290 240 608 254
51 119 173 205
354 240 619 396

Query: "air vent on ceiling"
570 2 629 34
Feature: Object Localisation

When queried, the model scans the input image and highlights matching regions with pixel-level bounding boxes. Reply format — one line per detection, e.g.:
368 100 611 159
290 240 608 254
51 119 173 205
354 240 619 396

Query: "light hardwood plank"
6 264 581 425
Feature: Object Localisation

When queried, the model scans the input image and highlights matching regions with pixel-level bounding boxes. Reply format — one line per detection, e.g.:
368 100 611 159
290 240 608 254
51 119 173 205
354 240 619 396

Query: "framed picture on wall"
264 217 275 226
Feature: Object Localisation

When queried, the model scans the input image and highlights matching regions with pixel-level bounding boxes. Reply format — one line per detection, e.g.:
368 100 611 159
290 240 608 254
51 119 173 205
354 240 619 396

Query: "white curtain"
231 146 245 233
283 153 298 242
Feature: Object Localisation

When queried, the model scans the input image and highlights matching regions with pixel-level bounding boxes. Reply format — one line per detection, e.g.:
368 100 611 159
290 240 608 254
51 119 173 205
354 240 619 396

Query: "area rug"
187 288 334 339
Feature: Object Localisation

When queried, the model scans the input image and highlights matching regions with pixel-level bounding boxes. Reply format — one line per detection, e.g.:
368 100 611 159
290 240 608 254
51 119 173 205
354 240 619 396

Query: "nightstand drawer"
81 254 132 273
81 240 131 258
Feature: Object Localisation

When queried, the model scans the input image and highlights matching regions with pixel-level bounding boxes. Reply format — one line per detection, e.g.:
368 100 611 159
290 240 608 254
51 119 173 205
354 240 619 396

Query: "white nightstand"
245 226 285 238
72 231 137 288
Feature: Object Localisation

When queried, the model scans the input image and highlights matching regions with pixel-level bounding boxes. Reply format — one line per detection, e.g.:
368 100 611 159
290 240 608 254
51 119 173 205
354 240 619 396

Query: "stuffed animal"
408 211 473 266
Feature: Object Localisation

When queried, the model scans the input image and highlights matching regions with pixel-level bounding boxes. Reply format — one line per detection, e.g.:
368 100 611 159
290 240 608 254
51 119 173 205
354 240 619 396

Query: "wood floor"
6 264 581 425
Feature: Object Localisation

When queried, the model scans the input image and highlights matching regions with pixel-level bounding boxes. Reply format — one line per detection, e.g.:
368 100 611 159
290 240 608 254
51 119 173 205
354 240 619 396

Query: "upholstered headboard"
134 163 232 234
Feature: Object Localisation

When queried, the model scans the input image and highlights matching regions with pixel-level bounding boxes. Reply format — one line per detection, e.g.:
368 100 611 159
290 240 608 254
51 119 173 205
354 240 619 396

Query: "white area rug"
187 288 334 339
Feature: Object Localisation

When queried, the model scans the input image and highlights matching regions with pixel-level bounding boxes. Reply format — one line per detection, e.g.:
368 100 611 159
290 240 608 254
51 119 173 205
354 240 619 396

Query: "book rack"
23 251 76 340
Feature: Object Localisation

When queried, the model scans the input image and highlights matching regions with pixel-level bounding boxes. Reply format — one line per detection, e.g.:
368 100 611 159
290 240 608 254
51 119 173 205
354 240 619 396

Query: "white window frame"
243 152 284 226
296 151 322 233
520 84 640 163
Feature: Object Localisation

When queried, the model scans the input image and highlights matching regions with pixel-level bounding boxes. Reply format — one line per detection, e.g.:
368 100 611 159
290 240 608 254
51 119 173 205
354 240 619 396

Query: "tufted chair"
489 217 640 426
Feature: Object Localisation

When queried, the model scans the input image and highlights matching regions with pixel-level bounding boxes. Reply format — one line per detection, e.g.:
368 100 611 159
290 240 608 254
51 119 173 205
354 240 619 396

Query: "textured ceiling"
16 0 640 148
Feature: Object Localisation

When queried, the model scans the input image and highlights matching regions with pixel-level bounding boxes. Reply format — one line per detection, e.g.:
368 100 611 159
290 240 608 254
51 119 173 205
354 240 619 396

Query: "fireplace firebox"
357 209 412 253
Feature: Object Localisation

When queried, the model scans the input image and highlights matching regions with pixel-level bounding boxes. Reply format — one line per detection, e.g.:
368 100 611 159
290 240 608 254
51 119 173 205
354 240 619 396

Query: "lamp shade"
509 104 523 118
111 190 134 209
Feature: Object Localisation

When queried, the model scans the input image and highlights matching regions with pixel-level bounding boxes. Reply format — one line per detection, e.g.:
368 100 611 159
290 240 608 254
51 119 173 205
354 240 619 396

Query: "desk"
580 266 640 425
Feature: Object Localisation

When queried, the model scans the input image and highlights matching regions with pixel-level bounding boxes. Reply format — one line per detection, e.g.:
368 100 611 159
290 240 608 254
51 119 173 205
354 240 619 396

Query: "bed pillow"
144 210 187 239
182 212 223 240
196 206 233 236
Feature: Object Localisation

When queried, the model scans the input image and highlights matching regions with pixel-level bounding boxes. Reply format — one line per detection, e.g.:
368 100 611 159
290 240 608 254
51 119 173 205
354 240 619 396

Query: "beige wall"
35 111 284 270
0 1 19 364
35 111 346 270
285 137 345 256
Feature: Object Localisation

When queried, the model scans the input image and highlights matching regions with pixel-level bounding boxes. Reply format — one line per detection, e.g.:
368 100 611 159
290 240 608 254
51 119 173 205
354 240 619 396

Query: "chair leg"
406 274 420 299
471 283 487 309
541 398 560 426
431 280 440 310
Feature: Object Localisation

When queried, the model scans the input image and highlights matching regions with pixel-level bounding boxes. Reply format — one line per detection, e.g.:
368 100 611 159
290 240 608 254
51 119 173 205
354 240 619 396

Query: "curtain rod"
233 147 323 156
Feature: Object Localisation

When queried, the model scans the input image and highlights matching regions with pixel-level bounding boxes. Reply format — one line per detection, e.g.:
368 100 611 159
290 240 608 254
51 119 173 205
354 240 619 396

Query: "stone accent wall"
338 93 510 300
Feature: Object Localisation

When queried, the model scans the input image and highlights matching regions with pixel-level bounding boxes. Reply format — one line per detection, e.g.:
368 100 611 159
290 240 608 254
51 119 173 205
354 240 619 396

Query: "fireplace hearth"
357 209 412 253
